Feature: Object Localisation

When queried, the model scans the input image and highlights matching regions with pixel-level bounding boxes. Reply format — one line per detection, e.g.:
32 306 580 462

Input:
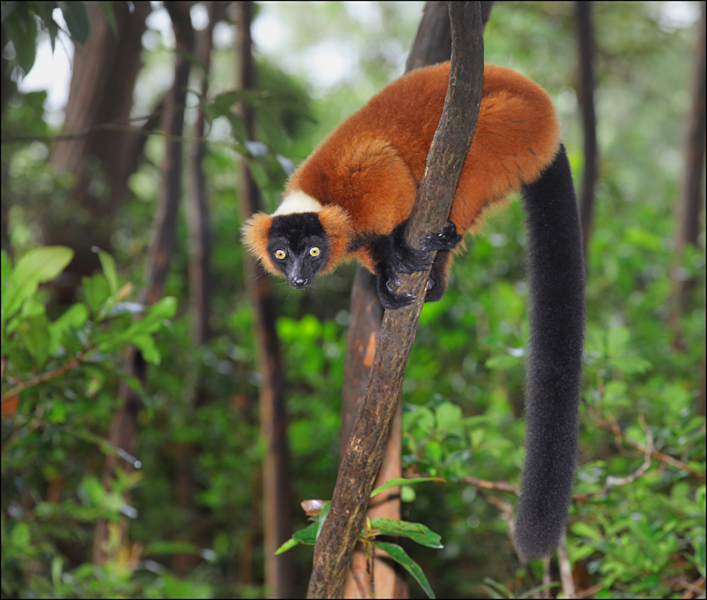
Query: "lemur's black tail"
515 144 585 561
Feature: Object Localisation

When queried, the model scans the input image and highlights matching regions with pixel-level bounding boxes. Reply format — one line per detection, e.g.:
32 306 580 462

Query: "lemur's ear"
318 205 352 273
241 212 278 274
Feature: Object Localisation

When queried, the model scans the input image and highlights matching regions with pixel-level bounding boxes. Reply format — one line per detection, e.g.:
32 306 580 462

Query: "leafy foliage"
1 1 704 599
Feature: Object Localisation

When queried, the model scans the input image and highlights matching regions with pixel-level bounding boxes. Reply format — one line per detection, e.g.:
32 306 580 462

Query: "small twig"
574 583 604 599
1 347 93 404
541 557 552 599
462 476 519 495
594 415 705 482
574 414 655 502
557 531 576 599
485 494 514 520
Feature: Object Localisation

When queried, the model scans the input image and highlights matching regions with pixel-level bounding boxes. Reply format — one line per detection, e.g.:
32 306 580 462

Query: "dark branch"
306 3 485 598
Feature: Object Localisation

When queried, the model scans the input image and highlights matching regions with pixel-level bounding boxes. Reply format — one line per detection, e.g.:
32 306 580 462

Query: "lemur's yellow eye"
275 250 286 260
310 247 320 257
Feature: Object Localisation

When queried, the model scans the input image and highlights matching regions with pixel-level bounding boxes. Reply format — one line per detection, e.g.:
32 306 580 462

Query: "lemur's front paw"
380 287 417 309
393 236 433 274
420 220 463 252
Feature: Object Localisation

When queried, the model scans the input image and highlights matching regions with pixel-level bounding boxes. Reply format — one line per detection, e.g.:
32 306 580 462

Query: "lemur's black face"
267 213 331 289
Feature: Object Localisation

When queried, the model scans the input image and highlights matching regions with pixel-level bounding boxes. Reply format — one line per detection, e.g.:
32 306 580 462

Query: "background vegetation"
1 1 705 598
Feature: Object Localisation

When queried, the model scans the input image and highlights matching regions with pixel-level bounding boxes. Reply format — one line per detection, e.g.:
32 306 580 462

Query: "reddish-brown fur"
245 62 560 275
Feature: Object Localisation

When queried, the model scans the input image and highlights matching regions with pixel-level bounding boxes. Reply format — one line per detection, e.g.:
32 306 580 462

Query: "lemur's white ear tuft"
318 205 352 273
241 212 279 275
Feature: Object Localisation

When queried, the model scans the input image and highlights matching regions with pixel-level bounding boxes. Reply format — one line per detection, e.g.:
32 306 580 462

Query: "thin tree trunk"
237 2 294 597
672 3 706 316
575 1 598 262
308 3 485 597
173 1 228 576
47 2 151 295
93 1 194 565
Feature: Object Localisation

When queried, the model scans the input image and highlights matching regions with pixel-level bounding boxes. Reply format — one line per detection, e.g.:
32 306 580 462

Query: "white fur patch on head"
273 190 323 215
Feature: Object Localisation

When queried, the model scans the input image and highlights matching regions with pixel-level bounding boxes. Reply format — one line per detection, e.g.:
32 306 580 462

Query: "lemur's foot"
420 220 463 252
380 280 416 309
392 223 433 274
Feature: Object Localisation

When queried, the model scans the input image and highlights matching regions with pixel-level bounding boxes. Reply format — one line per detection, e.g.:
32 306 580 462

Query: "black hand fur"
420 220 463 252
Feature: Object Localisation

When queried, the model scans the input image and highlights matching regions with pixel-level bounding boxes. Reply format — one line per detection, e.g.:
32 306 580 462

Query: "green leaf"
293 522 319 545
368 518 443 549
130 333 161 364
274 538 299 555
1 2 20 22
572 522 602 542
696 541 706 578
50 303 89 353
371 477 444 498
81 273 110 314
24 313 50 369
4 8 37 74
3 246 74 318
316 502 331 541
607 326 630 357
98 1 118 35
1 251 9 294
274 520 320 553
57 1 90 44
436 402 463 430
149 296 177 320
485 354 523 369
374 541 435 599
98 250 118 294
610 355 652 374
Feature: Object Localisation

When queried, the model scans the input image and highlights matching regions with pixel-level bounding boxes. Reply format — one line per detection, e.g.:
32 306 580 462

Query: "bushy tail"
515 144 585 561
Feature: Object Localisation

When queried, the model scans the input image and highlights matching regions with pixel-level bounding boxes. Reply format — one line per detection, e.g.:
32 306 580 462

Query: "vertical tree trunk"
575 1 598 262
174 0 228 576
672 4 706 316
93 1 194 565
47 2 151 294
237 2 294 597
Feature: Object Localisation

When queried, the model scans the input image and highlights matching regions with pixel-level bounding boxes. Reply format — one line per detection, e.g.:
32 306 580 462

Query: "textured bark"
238 2 294 597
174 1 228 575
93 1 194 565
307 3 485 598
47 2 151 291
341 3 494 597
672 4 706 316
575 1 598 262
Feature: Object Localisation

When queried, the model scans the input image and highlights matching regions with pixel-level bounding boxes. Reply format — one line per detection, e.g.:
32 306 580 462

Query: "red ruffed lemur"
242 62 585 561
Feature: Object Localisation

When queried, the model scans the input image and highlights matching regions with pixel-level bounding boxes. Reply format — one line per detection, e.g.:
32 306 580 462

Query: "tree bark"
307 3 485 598
93 1 194 565
173 1 229 575
237 2 294 598
575 1 598 262
46 2 151 294
341 3 493 597
672 3 706 316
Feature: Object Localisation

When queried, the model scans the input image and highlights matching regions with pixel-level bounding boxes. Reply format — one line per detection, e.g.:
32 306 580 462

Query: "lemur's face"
267 213 331 289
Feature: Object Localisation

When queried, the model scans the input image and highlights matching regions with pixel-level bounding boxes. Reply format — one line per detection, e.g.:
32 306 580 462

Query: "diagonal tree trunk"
342 4 493 597
308 3 485 597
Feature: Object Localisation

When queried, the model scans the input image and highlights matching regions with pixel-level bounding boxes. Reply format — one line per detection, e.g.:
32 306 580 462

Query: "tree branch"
306 3 485 597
